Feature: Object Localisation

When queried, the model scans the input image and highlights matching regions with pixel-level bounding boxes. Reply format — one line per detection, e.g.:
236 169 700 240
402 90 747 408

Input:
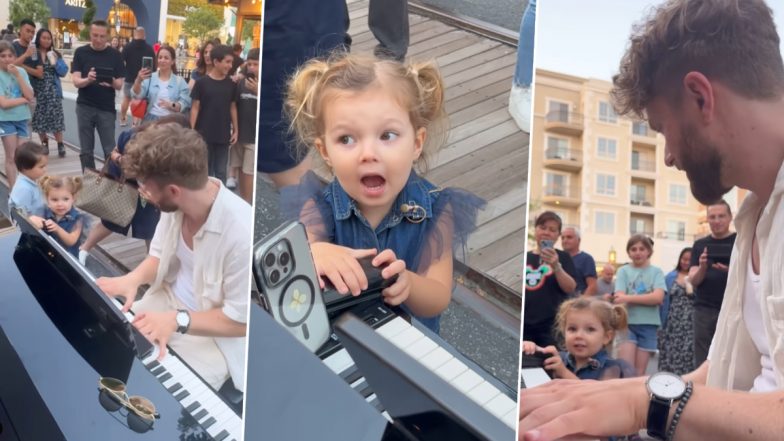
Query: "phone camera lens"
269 269 280 284
264 252 276 267
279 251 290 266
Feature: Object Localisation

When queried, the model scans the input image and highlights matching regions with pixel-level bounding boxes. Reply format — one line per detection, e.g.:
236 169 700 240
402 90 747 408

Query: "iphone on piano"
252 221 330 352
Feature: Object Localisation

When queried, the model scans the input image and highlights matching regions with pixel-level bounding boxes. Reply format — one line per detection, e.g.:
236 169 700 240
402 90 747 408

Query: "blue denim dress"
43 206 86 257
559 349 635 380
283 170 485 333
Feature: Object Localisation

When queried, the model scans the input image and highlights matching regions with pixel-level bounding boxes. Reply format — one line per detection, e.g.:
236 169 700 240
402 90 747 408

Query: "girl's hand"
541 345 569 378
613 292 631 304
522 340 539 355
42 219 59 233
373 249 410 306
7 64 20 76
28 215 45 229
310 242 376 295
540 247 560 267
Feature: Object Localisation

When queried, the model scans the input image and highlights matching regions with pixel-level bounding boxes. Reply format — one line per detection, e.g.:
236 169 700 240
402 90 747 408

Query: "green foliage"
80 0 97 40
169 0 222 18
9 0 51 26
183 6 223 42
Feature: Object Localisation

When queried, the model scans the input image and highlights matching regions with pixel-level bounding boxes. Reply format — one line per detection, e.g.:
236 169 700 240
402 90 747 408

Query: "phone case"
252 221 330 352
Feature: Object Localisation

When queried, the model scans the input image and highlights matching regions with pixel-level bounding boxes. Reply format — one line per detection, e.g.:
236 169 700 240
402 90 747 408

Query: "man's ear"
315 138 331 167
682 71 715 124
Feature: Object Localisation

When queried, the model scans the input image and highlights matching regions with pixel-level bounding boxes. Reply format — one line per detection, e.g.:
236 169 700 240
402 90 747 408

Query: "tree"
168 0 222 18
80 0 97 40
9 0 51 26
183 6 223 42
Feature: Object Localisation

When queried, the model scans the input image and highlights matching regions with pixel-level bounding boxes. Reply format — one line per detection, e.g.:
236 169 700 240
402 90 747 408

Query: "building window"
667 220 686 241
547 101 570 123
631 184 648 205
598 101 617 123
596 174 616 196
546 136 569 159
596 212 615 234
597 137 617 159
633 121 651 137
631 218 647 235
545 173 568 197
669 184 687 205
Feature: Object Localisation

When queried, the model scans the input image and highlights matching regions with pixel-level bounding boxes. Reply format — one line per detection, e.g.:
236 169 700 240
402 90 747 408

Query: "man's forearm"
189 308 246 337
689 265 707 286
583 277 597 297
129 256 160 287
683 360 709 385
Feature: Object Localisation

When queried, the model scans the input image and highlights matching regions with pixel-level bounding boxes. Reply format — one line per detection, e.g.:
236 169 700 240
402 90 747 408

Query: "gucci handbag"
77 163 138 227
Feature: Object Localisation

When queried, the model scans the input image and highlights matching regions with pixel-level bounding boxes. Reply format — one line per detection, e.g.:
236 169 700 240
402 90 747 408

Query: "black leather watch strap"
647 395 670 440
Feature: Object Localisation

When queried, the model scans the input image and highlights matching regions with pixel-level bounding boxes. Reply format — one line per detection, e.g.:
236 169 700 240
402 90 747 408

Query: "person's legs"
635 349 652 376
239 143 255 203
80 222 113 252
509 0 536 133
618 340 637 369
1 133 19 189
693 305 719 366
95 109 117 161
76 104 98 171
120 82 132 125
207 143 230 184
267 155 312 188
368 0 409 60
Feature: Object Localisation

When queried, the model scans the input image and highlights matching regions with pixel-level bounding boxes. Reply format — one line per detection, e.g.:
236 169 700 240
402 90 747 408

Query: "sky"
535 0 784 81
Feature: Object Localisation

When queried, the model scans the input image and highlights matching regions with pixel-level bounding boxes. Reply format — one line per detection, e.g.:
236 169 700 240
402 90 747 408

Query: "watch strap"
176 309 191 334
646 395 670 440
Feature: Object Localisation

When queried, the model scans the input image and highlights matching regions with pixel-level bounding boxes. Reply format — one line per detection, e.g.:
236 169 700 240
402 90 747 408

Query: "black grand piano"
0 211 243 440
244 224 519 440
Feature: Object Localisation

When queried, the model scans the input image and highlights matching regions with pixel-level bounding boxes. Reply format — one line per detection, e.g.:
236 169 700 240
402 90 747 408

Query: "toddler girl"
282 53 484 333
31 176 86 257
0 40 35 189
526 297 633 380
613 234 666 376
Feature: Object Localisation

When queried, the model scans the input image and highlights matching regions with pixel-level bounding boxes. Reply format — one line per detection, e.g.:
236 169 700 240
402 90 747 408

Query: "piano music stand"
333 314 515 441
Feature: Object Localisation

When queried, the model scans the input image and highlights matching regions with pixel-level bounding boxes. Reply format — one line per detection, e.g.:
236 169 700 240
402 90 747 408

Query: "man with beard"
96 124 251 394
519 1 784 440
689 200 735 366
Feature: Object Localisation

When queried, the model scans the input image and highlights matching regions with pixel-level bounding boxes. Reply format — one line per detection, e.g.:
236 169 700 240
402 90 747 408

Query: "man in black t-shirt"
120 27 155 126
12 19 38 78
689 200 736 365
70 20 126 171
230 48 258 203
190 45 238 184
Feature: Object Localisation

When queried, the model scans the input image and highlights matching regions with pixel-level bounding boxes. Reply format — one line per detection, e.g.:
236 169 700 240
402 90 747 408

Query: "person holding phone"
131 45 190 122
120 27 155 126
524 211 577 347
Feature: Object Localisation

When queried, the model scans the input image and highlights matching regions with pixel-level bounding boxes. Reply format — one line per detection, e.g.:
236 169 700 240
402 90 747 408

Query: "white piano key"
520 368 551 389
502 406 518 429
434 357 469 382
381 411 392 422
387 326 424 349
485 393 516 420
323 349 354 374
404 336 438 360
466 381 500 406
451 369 484 394
375 317 411 339
419 346 453 371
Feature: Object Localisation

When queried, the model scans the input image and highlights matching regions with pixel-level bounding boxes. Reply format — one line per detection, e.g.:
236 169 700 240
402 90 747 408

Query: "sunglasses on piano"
98 377 160 433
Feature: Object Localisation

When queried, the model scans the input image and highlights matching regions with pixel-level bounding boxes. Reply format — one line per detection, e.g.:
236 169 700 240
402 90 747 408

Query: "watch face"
176 311 189 327
647 372 686 399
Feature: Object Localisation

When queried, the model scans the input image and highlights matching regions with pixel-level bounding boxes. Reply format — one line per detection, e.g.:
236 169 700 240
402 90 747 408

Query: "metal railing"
631 157 656 172
544 146 582 162
545 110 583 125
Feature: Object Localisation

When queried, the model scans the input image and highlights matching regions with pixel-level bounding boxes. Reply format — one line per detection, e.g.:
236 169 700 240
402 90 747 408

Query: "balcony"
544 110 584 136
544 146 583 172
629 229 654 237
630 197 656 214
631 157 657 179
632 121 657 148
542 183 581 207
656 231 697 242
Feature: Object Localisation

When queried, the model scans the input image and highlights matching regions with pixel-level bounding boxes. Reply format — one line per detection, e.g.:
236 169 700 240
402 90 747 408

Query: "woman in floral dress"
29 28 67 157
658 247 695 375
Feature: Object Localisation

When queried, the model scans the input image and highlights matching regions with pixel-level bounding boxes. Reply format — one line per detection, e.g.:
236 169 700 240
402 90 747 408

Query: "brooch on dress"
400 203 426 223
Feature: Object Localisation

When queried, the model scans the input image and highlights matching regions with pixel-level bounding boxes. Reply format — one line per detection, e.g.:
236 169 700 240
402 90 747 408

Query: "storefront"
207 0 262 48
44 0 163 48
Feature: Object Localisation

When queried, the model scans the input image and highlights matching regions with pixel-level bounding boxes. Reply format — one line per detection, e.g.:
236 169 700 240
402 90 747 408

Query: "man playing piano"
520 0 784 440
97 123 251 394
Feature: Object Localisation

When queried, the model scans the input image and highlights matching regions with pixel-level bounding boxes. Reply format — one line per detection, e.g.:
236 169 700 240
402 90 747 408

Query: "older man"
560 227 597 297
520 1 784 440
596 263 615 298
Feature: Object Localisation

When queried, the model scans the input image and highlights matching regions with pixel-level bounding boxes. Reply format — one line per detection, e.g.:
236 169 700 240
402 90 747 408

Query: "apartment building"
529 69 705 270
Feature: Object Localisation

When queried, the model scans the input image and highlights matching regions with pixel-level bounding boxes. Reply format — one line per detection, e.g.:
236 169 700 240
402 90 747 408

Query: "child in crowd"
229 47 259 202
613 234 666 376
282 53 484 334
0 40 35 189
8 141 47 219
524 297 633 380
190 44 238 184
30 176 86 257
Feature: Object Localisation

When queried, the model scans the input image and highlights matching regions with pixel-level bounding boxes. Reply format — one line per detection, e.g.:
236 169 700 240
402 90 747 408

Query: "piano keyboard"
520 368 550 389
112 298 243 441
322 316 519 429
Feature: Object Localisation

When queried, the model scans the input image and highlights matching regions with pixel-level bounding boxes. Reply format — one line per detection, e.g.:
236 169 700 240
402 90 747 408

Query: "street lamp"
114 0 121 35
608 246 617 265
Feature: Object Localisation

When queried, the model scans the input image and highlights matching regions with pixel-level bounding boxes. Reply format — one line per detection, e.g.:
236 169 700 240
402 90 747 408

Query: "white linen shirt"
707 162 784 391
149 178 252 391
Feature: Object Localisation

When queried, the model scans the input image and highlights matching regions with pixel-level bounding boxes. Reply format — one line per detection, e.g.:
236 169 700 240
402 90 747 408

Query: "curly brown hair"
611 0 784 120
39 175 83 197
555 297 628 342
122 124 208 190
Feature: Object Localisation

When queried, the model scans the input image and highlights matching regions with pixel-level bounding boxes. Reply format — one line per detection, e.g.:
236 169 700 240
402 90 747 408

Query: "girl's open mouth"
360 174 386 197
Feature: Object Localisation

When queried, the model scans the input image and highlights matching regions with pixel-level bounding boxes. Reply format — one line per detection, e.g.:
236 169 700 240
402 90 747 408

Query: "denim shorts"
0 120 29 138
627 324 659 352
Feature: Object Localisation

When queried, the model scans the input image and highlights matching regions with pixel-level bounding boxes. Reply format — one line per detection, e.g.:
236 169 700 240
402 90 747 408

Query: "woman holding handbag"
78 114 190 264
131 45 190 122
29 28 67 158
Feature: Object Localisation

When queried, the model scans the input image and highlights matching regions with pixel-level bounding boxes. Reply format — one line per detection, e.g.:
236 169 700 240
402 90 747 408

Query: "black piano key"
201 417 216 429
338 365 363 385
158 372 173 383
185 401 200 413
166 382 182 393
174 390 190 401
193 408 208 421
354 380 374 399
146 360 160 369
369 396 384 412
150 365 166 376
213 430 229 441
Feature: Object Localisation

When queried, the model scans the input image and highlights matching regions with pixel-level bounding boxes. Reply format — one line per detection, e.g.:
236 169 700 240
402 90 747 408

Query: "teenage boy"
190 44 238 184
8 141 47 219
230 48 258 203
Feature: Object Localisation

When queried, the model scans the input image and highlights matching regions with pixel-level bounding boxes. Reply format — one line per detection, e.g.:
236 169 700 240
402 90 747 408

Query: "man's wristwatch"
175 309 191 334
646 371 687 440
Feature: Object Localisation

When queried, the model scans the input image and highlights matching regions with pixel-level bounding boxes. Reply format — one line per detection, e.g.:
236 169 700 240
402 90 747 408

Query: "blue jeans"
513 0 536 88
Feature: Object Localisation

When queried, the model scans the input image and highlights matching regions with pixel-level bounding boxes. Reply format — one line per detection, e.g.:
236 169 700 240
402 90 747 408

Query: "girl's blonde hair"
555 297 628 340
284 52 447 174
40 175 83 197
0 40 13 56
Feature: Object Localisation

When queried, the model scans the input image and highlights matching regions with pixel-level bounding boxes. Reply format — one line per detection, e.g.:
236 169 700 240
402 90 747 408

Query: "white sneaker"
226 177 238 189
78 249 89 266
508 85 532 133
